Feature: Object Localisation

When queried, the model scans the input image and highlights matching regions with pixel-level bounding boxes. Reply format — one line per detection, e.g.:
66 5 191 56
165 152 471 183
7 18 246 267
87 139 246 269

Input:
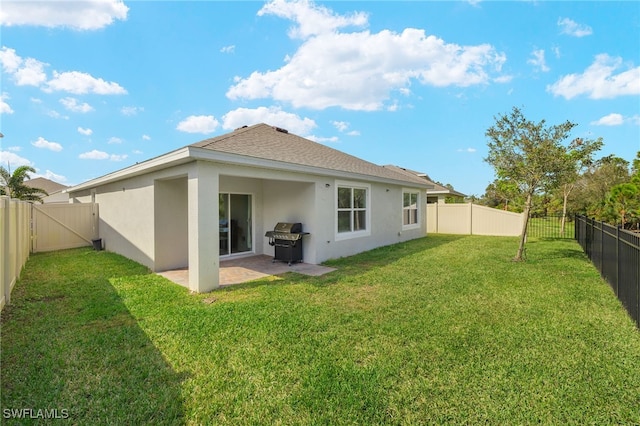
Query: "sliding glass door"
219 193 252 256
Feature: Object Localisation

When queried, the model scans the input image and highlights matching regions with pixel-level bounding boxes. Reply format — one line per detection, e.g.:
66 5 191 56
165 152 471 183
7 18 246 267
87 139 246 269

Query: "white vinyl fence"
1 197 31 310
32 203 99 253
427 203 524 237
1 198 99 310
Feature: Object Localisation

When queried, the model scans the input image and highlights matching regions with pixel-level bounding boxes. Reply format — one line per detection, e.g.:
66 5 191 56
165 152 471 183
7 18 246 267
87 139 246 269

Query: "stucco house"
383 165 466 203
67 123 430 292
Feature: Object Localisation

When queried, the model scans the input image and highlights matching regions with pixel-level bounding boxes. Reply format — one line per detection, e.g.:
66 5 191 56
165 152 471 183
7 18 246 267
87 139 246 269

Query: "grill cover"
274 222 302 233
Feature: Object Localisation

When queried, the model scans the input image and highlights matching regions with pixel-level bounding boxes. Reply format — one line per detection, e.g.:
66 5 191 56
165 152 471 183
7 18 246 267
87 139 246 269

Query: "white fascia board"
188 147 430 189
67 147 192 193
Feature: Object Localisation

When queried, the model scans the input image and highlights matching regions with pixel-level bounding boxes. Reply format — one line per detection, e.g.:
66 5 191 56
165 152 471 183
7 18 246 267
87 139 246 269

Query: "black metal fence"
527 213 575 239
575 215 639 328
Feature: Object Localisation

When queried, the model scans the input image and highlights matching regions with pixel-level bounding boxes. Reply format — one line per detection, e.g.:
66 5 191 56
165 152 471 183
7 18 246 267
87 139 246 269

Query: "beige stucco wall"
70 163 194 271
69 158 427 291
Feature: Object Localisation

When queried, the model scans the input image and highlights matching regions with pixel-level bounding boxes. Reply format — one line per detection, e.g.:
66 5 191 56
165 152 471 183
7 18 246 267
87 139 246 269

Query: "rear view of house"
68 123 429 292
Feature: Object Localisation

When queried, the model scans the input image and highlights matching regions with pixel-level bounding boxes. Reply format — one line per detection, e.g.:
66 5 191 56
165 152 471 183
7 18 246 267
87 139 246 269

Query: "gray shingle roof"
190 123 429 186
24 177 68 194
383 165 467 197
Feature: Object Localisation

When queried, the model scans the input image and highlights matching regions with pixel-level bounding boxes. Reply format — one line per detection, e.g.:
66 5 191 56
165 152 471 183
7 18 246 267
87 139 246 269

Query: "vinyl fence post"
2 196 10 307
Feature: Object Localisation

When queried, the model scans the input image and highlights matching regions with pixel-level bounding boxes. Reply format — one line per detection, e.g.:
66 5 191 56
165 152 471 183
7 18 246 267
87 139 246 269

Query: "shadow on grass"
525 239 589 261
0 248 186 425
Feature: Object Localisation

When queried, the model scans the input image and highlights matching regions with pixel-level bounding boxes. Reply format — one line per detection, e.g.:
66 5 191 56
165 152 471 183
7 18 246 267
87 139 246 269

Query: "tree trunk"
560 191 569 235
514 192 532 261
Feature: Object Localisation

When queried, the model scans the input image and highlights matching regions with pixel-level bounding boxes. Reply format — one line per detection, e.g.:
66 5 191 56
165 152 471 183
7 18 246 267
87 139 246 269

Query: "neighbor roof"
24 177 68 194
383 165 466 197
190 123 429 186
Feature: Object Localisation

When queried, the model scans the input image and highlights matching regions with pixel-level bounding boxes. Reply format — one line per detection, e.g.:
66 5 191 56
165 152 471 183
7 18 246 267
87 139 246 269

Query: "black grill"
265 222 309 265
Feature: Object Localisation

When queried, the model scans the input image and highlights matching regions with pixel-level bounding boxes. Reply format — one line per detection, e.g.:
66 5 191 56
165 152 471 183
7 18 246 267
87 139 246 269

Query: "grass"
2 235 640 424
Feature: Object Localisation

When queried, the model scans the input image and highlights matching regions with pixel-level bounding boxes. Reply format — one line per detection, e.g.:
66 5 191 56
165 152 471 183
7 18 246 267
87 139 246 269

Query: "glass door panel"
219 193 252 256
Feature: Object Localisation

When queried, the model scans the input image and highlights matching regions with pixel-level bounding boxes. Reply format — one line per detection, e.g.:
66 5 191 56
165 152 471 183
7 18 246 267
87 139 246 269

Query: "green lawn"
2 235 639 424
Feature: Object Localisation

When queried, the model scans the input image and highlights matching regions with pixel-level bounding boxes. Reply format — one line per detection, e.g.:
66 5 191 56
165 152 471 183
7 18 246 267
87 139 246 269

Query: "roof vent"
234 125 248 131
273 126 289 134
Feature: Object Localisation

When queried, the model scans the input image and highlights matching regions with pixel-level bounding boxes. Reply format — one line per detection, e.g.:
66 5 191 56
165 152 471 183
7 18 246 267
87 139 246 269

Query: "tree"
0 165 48 203
604 151 640 228
556 137 603 234
606 183 639 227
570 155 630 220
479 179 522 211
485 107 576 261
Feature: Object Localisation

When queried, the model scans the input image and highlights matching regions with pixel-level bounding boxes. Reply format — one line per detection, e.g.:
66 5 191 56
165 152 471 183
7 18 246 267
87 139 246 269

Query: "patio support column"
188 161 219 292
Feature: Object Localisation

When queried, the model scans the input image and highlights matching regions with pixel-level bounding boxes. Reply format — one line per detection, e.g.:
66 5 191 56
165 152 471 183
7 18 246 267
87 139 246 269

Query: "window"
337 184 369 236
403 191 419 227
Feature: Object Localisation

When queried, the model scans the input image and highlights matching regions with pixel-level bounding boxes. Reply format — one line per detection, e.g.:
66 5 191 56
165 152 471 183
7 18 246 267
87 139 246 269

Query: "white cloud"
142 134 151 141
330 120 360 136
0 46 21 73
78 150 127 161
108 137 123 144
34 170 67 184
7 146 21 152
220 45 235 53
457 147 477 153
79 149 109 160
0 0 129 30
45 71 127 95
221 106 316 135
0 47 48 86
121 106 143 116
176 115 220 134
1 47 127 96
527 49 549 72
227 1 506 111
78 127 93 136
14 57 48 86
60 97 94 113
0 150 33 168
331 121 349 132
558 17 593 37
591 113 640 126
258 0 369 39
109 154 128 161
547 54 640 99
46 110 69 120
0 93 14 114
32 136 63 152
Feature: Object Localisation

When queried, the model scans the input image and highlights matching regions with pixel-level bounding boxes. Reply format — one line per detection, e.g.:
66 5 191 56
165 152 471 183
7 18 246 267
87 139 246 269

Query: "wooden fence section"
1 200 99 311
32 203 99 253
426 203 524 237
0 197 31 310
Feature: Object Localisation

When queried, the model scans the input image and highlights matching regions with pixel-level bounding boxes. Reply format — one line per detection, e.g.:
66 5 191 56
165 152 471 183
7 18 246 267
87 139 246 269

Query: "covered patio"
157 254 336 288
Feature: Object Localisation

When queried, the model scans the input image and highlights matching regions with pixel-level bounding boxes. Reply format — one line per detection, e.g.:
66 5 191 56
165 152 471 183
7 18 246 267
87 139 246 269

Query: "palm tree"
0 165 48 203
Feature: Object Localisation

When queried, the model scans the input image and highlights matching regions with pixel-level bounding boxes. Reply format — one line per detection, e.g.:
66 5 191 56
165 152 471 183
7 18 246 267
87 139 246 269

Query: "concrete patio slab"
157 254 336 288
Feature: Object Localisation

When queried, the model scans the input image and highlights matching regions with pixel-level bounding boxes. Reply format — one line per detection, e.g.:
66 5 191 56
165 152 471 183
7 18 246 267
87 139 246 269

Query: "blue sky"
1 0 638 197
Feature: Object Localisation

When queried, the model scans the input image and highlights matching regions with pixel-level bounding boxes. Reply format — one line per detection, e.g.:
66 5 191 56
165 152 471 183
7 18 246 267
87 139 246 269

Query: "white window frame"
402 189 420 230
335 181 371 241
